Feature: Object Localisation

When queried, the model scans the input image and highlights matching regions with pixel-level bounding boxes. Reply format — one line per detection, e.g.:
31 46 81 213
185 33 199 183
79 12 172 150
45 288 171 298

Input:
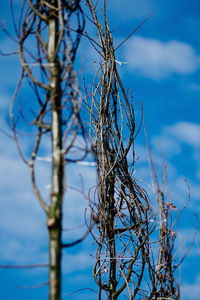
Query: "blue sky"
0 0 200 299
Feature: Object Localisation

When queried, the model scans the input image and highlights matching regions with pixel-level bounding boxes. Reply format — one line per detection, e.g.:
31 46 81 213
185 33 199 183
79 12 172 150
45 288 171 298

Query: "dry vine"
84 1 156 299
83 1 195 299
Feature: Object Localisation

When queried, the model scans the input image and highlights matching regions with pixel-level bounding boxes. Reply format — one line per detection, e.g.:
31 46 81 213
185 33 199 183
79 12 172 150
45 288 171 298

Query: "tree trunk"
47 1 64 299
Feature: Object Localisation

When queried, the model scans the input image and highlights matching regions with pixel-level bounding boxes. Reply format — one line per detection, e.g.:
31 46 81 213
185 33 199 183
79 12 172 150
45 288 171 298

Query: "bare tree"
6 1 87 299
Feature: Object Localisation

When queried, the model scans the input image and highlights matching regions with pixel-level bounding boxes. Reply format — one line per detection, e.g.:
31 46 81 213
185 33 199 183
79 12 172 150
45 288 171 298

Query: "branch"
114 13 152 51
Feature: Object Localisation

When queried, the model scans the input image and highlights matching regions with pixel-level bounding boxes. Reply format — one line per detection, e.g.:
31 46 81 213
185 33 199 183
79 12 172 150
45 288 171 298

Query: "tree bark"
47 1 64 299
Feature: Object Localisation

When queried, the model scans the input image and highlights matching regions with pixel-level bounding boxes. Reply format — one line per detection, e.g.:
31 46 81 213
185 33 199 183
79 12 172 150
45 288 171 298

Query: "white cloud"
146 121 200 214
196 169 200 180
170 175 200 210
0 135 48 264
165 122 200 148
153 121 200 166
182 273 200 300
62 250 94 275
189 83 200 92
0 128 96 267
152 135 181 156
124 36 199 79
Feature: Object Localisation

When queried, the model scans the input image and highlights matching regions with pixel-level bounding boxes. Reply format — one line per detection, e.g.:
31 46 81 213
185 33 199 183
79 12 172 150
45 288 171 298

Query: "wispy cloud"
150 121 200 209
182 273 200 300
0 129 96 267
0 135 48 263
165 122 200 148
124 36 199 79
152 134 181 157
